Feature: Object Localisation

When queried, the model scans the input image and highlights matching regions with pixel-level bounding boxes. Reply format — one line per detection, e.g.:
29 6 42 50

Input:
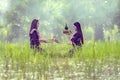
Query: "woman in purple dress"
71 22 84 47
29 19 47 51
67 22 84 55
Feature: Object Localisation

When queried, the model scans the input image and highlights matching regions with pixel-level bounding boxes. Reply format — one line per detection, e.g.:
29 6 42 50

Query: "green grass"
0 41 120 80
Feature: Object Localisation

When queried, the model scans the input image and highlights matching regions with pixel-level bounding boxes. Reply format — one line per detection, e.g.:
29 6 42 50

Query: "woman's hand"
64 31 72 35
68 41 72 45
50 38 59 43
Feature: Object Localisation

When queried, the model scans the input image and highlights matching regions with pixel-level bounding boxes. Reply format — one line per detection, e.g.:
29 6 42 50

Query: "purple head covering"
74 22 81 32
73 22 84 44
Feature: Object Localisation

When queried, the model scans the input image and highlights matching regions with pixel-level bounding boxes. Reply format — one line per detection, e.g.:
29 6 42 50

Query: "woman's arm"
39 39 47 43
39 38 58 43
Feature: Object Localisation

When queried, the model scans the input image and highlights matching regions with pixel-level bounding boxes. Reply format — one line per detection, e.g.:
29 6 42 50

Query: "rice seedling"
0 41 120 80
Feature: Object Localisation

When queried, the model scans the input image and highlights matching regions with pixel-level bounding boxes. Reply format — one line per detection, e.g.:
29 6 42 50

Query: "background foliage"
0 0 120 42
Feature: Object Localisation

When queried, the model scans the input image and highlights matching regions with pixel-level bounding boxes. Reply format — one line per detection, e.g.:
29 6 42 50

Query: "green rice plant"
0 41 120 80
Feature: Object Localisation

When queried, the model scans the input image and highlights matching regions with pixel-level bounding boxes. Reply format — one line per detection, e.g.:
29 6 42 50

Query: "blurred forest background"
0 0 120 43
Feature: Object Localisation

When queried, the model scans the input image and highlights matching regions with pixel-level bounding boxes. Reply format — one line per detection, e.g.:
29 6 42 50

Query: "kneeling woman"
67 22 84 54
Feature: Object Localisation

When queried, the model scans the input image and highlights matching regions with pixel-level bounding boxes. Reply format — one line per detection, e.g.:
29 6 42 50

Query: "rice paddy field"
0 41 120 80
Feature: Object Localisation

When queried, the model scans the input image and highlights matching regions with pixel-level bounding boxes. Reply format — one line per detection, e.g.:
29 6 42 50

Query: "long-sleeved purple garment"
71 32 83 47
